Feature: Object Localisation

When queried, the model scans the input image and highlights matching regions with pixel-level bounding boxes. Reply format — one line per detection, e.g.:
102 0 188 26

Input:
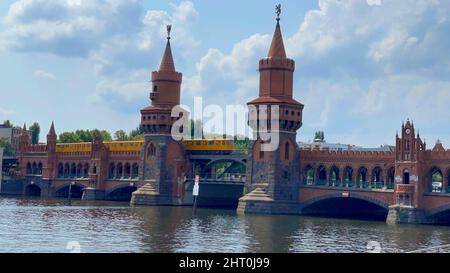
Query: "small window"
153 85 158 92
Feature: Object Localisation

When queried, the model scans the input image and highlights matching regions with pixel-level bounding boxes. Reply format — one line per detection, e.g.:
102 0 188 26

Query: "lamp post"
68 181 75 206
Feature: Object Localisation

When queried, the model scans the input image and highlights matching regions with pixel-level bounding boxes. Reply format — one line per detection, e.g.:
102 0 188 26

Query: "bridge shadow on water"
301 198 389 222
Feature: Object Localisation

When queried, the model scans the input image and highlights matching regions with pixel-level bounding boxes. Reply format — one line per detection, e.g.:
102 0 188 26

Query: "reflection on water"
0 196 449 253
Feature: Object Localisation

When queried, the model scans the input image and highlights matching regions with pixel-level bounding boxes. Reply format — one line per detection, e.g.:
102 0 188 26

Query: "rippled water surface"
0 196 449 253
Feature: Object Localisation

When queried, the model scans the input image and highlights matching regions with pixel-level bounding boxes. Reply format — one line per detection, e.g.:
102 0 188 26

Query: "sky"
0 0 450 148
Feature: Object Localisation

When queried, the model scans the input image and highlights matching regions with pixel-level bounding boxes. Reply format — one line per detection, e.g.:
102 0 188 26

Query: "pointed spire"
48 121 56 136
22 123 27 135
268 4 287 58
159 25 176 72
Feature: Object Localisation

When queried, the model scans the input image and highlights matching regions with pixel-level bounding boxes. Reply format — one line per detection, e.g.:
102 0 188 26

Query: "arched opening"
429 206 450 226
105 186 137 201
430 167 443 192
343 166 353 187
302 196 389 221
70 163 76 178
357 167 368 188
26 162 32 174
54 184 84 199
76 163 82 178
124 163 131 178
25 184 41 197
317 165 327 186
109 163 116 179
304 166 314 185
387 167 395 189
117 163 123 178
372 167 383 189
64 163 70 178
83 163 89 178
285 141 290 160
403 169 410 185
37 162 43 175
32 162 37 174
147 143 156 159
446 170 450 193
330 166 340 187
203 159 246 180
132 163 139 179
57 163 64 178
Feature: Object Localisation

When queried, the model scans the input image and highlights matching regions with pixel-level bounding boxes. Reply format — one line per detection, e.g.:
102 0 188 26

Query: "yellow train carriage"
56 143 92 153
183 139 235 151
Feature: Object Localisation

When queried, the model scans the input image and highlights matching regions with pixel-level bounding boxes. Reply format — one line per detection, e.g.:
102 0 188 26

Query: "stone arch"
26 162 32 174
32 162 37 174
132 163 139 179
117 162 123 178
37 162 43 175
109 162 116 178
329 165 340 186
57 163 64 178
105 184 137 201
76 163 82 178
83 163 89 178
54 183 86 198
281 139 295 162
343 166 354 187
386 167 395 189
316 165 327 185
429 167 443 192
300 193 390 220
124 163 131 178
25 184 41 197
70 163 76 177
64 163 70 177
146 141 157 159
357 166 368 188
304 165 314 185
301 193 390 211
372 166 383 188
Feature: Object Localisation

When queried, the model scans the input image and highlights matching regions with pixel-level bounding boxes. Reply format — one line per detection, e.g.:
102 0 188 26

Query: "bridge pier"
237 188 301 215
386 205 432 225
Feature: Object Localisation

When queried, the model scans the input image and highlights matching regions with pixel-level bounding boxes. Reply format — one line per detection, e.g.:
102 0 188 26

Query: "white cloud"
34 69 56 80
183 33 270 105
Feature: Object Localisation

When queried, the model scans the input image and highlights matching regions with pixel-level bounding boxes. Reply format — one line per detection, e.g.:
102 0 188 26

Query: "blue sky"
1 0 450 148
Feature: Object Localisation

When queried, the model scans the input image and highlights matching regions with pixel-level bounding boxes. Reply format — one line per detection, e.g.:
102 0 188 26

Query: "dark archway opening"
302 197 388 221
430 209 450 226
54 185 84 199
25 184 41 197
404 172 410 185
105 186 137 201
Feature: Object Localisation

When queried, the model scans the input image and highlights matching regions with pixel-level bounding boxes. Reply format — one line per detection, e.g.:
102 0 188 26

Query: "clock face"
406 129 411 134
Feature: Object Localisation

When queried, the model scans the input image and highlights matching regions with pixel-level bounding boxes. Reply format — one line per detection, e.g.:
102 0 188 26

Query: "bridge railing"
302 179 394 191
187 173 246 183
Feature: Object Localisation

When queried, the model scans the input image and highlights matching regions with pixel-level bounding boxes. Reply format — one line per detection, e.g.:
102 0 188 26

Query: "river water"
0 196 449 253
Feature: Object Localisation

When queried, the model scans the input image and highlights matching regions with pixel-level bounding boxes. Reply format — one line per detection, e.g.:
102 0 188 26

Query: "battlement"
300 148 395 159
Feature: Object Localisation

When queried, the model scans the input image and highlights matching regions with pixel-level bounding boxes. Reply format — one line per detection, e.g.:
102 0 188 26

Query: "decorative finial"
276 4 281 22
167 25 172 40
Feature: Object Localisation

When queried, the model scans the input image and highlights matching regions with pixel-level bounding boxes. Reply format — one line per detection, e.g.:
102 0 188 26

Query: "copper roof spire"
268 4 287 58
159 25 176 72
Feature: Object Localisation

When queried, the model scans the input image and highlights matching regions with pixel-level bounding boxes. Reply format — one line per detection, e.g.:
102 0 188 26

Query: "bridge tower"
238 5 304 214
131 25 187 206
387 120 428 224
18 123 30 176
43 122 57 179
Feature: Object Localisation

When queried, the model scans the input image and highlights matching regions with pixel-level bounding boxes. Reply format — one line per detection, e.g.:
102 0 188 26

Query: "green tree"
0 137 14 156
59 132 80 143
129 126 144 140
29 122 40 144
114 130 128 141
